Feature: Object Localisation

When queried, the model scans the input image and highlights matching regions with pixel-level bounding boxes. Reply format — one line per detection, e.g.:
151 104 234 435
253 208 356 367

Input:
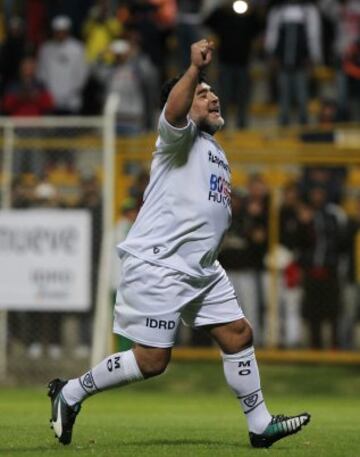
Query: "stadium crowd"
1 0 360 357
0 0 360 127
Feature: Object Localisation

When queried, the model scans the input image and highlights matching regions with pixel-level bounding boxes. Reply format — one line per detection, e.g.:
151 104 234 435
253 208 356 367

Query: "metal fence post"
91 94 119 366
0 122 15 381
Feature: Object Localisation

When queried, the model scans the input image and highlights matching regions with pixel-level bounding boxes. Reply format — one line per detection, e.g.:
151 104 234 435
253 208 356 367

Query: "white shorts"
113 253 244 348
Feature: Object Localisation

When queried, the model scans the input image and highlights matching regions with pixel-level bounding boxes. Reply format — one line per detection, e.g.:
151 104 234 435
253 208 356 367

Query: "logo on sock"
243 393 259 409
81 371 95 392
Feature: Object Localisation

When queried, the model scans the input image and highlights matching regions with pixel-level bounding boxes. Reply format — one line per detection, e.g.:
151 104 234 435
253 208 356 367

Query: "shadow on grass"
115 439 297 451
0 446 55 454
0 439 248 453
116 438 243 447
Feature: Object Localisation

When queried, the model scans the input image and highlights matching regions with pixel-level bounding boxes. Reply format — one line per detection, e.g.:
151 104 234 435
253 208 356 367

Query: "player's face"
190 83 224 135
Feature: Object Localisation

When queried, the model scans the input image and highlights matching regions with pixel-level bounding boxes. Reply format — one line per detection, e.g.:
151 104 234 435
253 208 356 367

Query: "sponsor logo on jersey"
208 173 231 207
208 150 230 173
146 318 176 330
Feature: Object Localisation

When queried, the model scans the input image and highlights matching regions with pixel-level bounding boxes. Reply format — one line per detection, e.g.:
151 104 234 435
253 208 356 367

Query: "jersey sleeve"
155 106 197 154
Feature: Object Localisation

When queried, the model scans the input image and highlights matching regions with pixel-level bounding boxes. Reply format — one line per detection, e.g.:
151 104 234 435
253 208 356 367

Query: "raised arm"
165 39 214 127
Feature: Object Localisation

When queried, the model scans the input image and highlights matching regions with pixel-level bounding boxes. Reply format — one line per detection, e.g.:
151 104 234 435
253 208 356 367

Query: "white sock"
222 346 272 434
62 350 143 406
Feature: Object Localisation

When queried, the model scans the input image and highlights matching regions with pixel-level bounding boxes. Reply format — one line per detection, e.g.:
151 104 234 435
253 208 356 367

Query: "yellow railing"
172 347 360 365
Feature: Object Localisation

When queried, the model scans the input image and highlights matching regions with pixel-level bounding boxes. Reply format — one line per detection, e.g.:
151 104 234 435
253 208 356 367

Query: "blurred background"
0 0 360 384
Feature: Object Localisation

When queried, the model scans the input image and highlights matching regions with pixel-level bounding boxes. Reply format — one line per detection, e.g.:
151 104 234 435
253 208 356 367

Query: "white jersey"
118 108 232 277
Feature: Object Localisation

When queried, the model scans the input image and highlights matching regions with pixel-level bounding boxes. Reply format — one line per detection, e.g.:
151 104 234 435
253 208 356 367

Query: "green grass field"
1 361 360 457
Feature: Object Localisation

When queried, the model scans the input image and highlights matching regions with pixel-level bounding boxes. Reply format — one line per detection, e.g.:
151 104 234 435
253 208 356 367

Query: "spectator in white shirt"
265 0 322 125
37 15 88 114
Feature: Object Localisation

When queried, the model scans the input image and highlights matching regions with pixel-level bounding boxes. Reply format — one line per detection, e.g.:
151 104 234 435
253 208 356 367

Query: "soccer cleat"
48 378 81 445
249 412 311 448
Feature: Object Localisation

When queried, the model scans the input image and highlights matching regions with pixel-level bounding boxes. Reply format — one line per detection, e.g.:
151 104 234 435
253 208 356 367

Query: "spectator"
319 0 336 67
299 165 346 205
0 16 27 96
33 178 59 207
219 191 251 332
2 56 54 174
25 0 48 49
37 15 88 114
95 37 158 134
299 98 338 143
280 182 302 251
150 0 177 28
127 0 176 83
297 185 347 349
83 1 123 63
319 0 360 120
176 0 204 70
342 37 360 121
11 176 36 208
219 175 269 345
46 0 93 39
278 182 303 348
205 0 262 128
319 0 360 64
2 56 54 117
81 2 119 116
240 175 269 344
299 97 347 206
265 0 322 125
339 196 360 349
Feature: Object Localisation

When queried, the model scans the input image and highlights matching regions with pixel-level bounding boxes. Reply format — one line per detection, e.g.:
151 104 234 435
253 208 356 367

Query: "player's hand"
190 39 214 70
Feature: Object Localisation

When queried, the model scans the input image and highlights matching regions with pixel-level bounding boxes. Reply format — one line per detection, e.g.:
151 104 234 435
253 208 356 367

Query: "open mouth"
209 107 220 114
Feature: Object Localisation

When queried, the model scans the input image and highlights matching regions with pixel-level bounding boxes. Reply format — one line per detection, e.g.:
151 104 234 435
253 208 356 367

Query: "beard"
198 115 225 135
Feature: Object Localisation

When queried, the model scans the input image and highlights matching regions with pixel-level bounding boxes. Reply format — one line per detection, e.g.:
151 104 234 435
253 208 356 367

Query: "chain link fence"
0 116 109 383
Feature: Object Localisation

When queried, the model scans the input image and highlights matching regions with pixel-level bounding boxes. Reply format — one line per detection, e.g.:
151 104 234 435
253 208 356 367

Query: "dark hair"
160 72 208 109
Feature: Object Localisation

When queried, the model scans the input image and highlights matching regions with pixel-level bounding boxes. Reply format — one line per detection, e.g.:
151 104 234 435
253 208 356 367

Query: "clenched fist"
190 39 215 70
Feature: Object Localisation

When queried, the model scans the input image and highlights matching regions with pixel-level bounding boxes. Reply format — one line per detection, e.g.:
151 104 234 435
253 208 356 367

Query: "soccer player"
48 39 310 448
